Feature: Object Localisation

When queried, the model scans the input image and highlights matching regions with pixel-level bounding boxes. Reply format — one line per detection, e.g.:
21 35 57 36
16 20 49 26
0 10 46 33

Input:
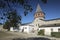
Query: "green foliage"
41 0 47 4
51 32 60 38
0 0 47 17
18 0 24 5
3 10 21 30
3 21 10 31
38 30 44 35
0 1 6 8
0 0 33 16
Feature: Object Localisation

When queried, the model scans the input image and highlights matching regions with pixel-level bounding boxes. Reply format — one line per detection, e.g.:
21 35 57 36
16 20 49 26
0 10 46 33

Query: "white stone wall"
19 25 30 33
23 26 29 33
53 28 58 32
0 25 3 30
39 27 60 36
44 28 51 36
10 27 14 31
39 28 51 36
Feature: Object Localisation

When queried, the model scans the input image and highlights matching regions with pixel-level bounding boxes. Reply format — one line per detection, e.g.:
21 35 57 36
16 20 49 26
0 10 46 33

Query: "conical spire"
36 3 42 12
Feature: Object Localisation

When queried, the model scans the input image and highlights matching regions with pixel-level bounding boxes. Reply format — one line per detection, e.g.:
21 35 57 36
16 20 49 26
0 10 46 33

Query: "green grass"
51 32 60 38
38 30 44 35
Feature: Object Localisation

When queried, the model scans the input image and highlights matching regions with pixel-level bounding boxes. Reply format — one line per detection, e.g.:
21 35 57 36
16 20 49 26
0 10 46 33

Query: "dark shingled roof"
36 3 42 12
44 18 60 21
39 23 60 27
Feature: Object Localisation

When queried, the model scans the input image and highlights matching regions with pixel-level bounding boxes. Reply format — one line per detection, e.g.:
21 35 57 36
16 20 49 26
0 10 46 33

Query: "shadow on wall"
12 37 51 40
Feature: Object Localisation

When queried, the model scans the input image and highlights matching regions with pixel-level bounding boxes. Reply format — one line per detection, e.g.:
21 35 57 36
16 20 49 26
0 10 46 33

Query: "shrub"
51 32 60 38
38 29 44 35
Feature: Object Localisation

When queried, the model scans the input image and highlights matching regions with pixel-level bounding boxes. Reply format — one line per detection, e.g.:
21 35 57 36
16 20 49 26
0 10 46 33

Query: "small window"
54 24 56 25
36 24 39 27
36 14 37 16
58 28 60 32
38 13 40 15
25 27 27 29
36 24 37 26
51 29 53 32
38 24 39 27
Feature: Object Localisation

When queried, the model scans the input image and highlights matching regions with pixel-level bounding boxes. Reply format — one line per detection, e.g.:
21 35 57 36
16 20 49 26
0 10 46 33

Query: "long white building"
10 3 60 36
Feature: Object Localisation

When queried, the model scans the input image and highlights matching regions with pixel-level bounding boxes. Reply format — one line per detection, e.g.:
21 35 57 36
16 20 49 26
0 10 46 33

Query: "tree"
3 21 10 31
41 0 47 4
3 10 21 30
0 0 32 30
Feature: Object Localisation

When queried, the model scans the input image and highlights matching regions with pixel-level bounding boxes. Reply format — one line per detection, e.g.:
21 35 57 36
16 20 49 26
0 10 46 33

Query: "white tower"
34 3 45 20
33 3 45 31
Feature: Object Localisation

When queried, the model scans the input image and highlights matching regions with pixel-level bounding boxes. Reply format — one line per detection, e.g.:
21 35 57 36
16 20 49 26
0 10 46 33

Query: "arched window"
54 24 56 25
38 24 39 27
51 29 53 32
58 28 60 32
36 24 37 26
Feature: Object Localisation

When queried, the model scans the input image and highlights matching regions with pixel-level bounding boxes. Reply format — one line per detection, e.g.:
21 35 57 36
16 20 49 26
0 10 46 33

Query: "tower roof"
36 3 42 12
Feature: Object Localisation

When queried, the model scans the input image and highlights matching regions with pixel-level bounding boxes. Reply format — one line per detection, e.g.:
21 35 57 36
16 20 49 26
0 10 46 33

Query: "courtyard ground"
0 31 60 40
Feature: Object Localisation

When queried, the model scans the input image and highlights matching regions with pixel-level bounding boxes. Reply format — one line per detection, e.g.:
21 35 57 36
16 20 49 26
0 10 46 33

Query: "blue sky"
20 0 60 24
0 0 60 24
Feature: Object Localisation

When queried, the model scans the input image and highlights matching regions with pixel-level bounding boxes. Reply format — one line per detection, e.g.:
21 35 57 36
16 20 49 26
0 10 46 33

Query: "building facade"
10 3 60 36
